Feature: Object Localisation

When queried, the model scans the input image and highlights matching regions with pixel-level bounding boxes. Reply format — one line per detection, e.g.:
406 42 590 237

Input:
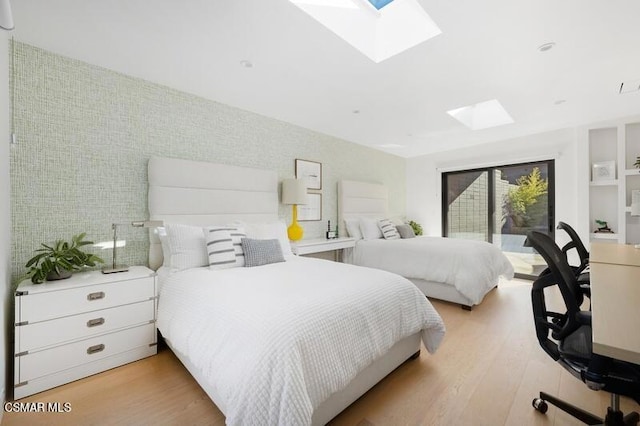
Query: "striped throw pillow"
204 226 247 270
378 219 400 240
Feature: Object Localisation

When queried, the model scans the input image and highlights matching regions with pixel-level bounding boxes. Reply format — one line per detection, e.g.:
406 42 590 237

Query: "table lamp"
102 220 163 274
282 178 308 241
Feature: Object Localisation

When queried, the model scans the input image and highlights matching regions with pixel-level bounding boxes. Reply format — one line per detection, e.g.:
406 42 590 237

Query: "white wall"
0 34 11 407
406 128 579 251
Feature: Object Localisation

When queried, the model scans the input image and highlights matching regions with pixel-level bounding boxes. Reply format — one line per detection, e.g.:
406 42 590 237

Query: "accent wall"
9 42 406 284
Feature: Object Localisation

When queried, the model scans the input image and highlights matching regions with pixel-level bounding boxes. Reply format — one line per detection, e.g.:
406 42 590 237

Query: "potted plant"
25 233 104 284
408 220 423 236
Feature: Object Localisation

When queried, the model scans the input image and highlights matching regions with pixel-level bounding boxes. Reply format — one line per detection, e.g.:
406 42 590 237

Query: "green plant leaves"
408 220 423 236
25 233 104 284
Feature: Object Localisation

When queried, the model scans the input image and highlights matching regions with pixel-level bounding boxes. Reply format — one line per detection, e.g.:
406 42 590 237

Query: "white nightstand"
14 266 157 399
290 237 356 261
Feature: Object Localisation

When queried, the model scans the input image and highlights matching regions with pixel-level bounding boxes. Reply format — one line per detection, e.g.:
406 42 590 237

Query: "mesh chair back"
527 231 583 340
557 221 589 272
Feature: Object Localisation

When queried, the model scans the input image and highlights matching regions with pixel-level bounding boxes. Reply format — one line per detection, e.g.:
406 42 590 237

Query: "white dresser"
14 266 157 399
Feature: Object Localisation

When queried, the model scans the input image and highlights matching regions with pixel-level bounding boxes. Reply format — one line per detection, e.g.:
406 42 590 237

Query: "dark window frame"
441 159 555 279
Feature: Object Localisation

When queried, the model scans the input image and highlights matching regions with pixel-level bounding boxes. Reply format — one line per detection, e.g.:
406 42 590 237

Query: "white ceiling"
11 0 640 158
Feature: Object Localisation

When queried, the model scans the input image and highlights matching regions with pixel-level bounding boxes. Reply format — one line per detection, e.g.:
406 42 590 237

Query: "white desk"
290 237 355 261
590 243 640 365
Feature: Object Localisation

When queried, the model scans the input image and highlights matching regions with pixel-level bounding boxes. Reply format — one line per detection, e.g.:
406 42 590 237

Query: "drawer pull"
86 317 105 328
87 344 105 355
87 291 105 301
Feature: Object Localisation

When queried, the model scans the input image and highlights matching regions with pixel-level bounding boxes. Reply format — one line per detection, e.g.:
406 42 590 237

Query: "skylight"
447 99 514 130
292 0 358 9
289 0 441 63
368 0 394 10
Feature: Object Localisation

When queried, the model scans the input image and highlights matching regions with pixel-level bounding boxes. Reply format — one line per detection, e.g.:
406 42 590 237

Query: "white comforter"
157 256 445 426
349 237 514 305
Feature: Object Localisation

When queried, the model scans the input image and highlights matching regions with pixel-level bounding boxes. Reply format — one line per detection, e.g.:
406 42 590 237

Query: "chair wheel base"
532 398 548 414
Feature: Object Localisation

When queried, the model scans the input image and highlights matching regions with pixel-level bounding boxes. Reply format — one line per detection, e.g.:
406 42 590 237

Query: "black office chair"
526 230 640 425
539 222 591 298
556 221 589 276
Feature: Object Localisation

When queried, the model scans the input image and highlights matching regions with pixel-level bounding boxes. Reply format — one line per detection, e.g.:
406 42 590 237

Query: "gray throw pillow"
241 238 285 267
396 224 416 239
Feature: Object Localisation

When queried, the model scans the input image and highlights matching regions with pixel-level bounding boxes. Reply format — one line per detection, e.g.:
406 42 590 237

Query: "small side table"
14 266 157 399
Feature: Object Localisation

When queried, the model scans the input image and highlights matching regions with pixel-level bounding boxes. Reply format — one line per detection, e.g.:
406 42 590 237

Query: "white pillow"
360 217 383 240
344 218 363 240
204 226 247 269
243 221 293 256
378 218 400 240
164 224 209 271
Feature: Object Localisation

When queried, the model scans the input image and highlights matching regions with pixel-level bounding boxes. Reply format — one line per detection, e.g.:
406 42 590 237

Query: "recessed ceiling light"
240 60 253 68
447 99 514 130
554 99 566 105
538 42 556 52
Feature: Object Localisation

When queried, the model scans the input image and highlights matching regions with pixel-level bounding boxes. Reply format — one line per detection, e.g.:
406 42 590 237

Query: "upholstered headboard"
337 180 389 234
147 157 279 269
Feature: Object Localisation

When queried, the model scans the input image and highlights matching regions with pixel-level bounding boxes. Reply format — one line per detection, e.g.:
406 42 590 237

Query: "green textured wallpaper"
10 42 406 284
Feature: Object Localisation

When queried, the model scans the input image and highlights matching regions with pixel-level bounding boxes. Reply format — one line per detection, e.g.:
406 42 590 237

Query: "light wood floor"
3 280 638 425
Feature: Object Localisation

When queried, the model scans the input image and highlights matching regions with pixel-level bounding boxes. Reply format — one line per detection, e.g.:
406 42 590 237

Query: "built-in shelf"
590 232 619 240
588 120 640 245
590 179 619 187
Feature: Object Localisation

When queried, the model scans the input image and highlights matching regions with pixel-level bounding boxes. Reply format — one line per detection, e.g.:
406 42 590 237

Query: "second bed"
339 180 514 309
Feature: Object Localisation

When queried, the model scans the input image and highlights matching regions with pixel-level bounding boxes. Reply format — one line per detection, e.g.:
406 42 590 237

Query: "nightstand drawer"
17 323 155 382
17 276 155 323
17 300 155 353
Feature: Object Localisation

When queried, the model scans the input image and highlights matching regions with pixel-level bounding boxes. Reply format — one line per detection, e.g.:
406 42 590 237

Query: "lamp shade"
0 0 14 31
282 179 308 205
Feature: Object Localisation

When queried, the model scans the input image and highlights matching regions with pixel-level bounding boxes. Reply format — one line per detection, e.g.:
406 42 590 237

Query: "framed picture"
295 159 322 190
592 161 616 182
298 193 322 221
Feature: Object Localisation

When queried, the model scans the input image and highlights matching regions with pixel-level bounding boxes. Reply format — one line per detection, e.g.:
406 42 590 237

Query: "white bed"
147 157 446 426
338 180 514 309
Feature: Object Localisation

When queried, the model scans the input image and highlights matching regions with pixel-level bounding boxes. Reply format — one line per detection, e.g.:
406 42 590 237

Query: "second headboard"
337 180 389 235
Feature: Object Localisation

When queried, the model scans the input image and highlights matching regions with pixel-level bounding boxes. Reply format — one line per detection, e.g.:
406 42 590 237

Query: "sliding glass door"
444 170 490 242
442 160 555 278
